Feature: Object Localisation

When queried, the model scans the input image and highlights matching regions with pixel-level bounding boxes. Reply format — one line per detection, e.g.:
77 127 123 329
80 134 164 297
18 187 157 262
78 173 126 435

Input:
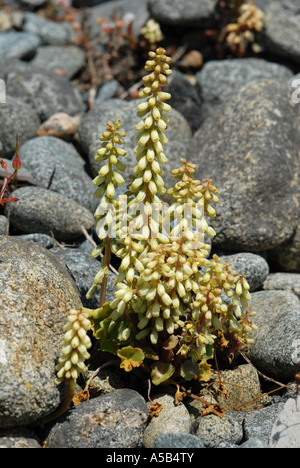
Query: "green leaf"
180 360 199 381
117 346 145 372
198 359 212 382
151 362 175 385
100 338 119 355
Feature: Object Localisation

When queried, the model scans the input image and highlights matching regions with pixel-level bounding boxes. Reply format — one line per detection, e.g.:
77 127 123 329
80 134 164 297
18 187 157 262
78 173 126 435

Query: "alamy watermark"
95 198 207 249
0 79 6 104
291 78 300 104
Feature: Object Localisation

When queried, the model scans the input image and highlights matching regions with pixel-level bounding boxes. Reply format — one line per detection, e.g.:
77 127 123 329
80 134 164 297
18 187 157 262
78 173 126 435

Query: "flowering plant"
56 48 256 396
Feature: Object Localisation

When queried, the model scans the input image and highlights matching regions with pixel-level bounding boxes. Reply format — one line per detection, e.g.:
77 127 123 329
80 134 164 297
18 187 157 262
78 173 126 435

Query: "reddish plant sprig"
0 135 22 206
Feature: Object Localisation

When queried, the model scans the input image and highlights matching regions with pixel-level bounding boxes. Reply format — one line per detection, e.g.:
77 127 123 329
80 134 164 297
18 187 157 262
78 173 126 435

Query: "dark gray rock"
166 70 203 132
218 252 269 292
88 0 149 39
31 45 86 79
0 236 82 428
0 216 8 235
270 226 300 273
239 437 270 448
0 427 41 448
263 272 300 298
18 0 48 6
196 58 293 108
17 233 55 249
96 80 119 104
45 389 148 448
243 403 284 445
19 136 97 213
23 12 74 46
1 60 85 121
0 31 40 60
7 186 95 241
148 0 217 28
248 290 300 381
77 98 192 191
189 79 299 252
49 246 117 309
259 2 300 64
0 95 40 156
72 0 111 7
153 432 205 449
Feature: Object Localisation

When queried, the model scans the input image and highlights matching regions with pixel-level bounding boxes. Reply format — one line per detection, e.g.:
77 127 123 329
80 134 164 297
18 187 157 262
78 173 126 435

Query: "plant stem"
99 236 111 307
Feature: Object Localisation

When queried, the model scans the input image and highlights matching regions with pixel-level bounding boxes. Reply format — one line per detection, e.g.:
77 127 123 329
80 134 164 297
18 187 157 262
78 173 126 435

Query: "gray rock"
78 98 192 191
153 433 205 449
195 411 243 448
239 437 270 448
166 70 203 132
96 80 119 104
217 441 238 448
243 403 284 445
72 0 111 6
19 136 97 213
143 393 192 448
0 216 8 235
269 396 300 448
0 95 40 156
0 427 41 448
88 0 149 39
263 272 300 299
23 12 74 46
189 79 299 252
7 186 95 241
259 2 300 64
3 60 85 121
0 235 82 428
49 246 117 308
218 252 269 292
148 0 217 28
31 45 86 79
17 233 55 249
18 0 48 6
196 58 293 108
271 226 300 273
0 31 40 61
248 290 300 381
45 389 148 448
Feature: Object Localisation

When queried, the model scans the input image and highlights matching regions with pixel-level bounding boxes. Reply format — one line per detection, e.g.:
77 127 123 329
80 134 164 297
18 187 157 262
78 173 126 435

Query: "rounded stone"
189 80 299 252
148 0 217 28
0 235 82 428
0 31 40 60
143 393 192 448
19 136 97 213
3 60 84 121
153 432 205 449
0 95 40 157
7 186 95 241
218 252 269 292
195 412 243 448
45 389 148 448
0 427 41 448
248 290 300 381
196 58 293 107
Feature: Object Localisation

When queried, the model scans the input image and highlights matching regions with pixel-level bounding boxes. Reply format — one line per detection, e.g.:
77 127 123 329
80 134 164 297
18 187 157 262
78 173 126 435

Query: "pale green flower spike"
56 308 92 386
57 47 257 394
86 120 127 304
